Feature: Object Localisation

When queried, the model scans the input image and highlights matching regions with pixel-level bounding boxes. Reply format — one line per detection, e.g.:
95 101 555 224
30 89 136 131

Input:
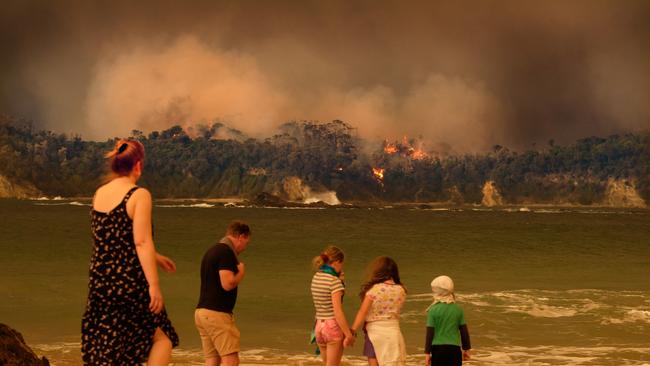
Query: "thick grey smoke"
1 0 648 151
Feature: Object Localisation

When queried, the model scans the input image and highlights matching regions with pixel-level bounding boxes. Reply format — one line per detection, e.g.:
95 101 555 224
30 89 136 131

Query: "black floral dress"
81 187 179 365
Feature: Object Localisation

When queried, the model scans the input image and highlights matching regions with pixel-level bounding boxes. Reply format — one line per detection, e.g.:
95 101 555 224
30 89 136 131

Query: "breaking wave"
155 203 215 208
303 190 340 205
33 196 65 201
33 201 89 207
407 289 650 324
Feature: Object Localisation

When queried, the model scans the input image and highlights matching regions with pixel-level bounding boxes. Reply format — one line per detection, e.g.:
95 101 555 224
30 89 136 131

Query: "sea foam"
32 343 650 366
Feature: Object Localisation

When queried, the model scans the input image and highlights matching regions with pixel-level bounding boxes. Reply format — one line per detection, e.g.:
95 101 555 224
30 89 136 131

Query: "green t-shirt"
426 302 466 346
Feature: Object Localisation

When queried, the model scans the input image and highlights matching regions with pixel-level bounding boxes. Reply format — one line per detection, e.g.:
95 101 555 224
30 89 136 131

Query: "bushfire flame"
411 148 427 160
382 137 429 160
372 167 385 181
384 142 398 154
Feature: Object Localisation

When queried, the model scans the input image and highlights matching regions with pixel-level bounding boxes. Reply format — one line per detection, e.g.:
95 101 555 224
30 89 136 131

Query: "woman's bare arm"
132 189 163 314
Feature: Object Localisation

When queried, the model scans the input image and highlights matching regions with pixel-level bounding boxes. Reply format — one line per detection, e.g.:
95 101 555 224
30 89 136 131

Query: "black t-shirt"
196 243 240 313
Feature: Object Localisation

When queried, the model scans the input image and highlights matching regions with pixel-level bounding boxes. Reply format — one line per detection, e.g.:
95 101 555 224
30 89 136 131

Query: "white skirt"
366 319 406 366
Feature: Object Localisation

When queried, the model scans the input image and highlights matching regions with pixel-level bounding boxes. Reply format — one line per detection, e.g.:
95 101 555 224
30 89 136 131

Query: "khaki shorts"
194 308 241 358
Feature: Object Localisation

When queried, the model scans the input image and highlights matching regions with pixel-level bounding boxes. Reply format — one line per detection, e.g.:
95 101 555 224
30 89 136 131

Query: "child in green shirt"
424 275 471 366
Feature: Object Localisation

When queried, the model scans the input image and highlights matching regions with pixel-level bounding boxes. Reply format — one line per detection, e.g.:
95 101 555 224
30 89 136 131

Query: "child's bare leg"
319 344 328 365
147 328 172 366
367 357 378 366
325 341 343 366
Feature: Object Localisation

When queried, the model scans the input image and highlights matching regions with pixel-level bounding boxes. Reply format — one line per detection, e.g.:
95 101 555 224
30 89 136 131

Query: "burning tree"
382 136 430 160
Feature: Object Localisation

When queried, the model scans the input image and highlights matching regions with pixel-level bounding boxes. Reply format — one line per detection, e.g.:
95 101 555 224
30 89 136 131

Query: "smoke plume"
1 0 648 151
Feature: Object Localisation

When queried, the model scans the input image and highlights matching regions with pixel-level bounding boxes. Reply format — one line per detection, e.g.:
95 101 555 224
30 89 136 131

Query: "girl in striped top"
310 245 356 365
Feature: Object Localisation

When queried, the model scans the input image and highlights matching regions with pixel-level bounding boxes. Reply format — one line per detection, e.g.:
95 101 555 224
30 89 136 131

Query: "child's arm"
332 291 354 341
424 326 435 365
424 326 435 353
351 295 373 332
460 324 471 360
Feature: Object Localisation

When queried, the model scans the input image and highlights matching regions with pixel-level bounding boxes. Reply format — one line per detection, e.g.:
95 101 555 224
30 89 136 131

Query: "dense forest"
1 115 649 205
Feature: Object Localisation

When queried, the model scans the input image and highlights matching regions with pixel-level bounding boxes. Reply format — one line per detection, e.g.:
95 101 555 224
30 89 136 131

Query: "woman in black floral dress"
82 140 179 365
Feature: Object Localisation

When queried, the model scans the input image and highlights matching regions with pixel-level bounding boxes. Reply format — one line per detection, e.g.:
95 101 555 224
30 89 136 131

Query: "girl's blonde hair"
312 245 344 270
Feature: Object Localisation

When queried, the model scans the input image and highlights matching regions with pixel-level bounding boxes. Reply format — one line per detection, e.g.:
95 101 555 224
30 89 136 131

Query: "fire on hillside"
372 167 385 182
382 137 429 160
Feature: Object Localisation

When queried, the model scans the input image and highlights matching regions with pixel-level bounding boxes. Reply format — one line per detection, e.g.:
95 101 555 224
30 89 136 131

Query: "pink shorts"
314 319 343 344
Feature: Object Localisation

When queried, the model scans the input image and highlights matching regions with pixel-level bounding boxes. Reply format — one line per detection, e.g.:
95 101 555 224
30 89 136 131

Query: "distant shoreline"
8 195 648 210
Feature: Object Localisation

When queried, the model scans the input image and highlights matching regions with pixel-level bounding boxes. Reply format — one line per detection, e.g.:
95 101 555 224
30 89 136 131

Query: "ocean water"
1 199 649 365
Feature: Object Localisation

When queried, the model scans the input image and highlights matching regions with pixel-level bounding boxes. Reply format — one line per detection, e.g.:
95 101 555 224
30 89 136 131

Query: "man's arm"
219 262 245 291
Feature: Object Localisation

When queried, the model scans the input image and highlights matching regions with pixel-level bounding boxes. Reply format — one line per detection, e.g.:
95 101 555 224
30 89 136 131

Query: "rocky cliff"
0 175 41 199
603 178 646 208
0 324 49 366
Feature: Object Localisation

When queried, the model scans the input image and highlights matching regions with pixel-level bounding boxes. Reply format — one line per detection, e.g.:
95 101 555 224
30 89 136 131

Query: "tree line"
1 115 648 204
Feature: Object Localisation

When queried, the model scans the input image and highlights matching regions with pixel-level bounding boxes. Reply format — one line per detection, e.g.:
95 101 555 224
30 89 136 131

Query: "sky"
1 0 649 151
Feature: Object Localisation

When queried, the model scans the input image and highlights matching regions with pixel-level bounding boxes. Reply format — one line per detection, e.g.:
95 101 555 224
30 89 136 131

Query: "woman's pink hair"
105 139 145 177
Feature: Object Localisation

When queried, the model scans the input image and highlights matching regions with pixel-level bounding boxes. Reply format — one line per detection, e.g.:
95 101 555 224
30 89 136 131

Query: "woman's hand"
156 253 177 273
149 284 164 314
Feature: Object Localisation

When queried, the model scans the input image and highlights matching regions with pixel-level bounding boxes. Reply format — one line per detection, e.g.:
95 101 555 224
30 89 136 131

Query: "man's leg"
195 310 219 366
205 355 221 366
215 314 240 366
220 352 240 366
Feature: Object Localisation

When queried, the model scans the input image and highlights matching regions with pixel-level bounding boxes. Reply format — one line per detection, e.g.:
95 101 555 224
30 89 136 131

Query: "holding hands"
343 329 356 348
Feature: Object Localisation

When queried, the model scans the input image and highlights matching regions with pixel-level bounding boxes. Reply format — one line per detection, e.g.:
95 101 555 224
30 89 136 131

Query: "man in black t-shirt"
194 221 251 366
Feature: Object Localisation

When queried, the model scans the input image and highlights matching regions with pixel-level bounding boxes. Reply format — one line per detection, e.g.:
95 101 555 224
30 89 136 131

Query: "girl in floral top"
352 256 407 366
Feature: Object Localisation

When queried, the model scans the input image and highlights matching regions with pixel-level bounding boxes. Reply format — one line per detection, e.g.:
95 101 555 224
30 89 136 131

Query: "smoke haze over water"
1 0 649 151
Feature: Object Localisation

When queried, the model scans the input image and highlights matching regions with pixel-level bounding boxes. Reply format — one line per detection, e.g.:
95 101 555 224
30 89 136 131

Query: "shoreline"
28 342 650 366
10 195 648 210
